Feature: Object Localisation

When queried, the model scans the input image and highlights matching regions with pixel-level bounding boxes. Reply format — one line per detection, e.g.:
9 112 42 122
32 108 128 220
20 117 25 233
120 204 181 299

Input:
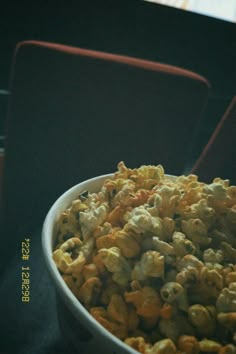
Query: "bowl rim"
41 173 139 354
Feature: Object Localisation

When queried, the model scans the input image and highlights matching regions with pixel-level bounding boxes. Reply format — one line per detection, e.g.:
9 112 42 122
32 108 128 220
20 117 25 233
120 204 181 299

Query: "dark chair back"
1 40 210 245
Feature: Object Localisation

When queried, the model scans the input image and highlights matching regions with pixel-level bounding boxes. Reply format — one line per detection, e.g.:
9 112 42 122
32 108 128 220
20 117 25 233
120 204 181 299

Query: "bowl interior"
42 173 139 354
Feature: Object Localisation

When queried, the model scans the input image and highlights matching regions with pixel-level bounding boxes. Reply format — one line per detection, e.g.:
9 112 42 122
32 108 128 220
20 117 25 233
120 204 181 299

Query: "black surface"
0 228 71 354
0 0 235 97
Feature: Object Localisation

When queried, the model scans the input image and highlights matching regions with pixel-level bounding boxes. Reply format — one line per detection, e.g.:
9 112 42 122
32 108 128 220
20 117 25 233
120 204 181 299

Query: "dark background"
0 0 235 147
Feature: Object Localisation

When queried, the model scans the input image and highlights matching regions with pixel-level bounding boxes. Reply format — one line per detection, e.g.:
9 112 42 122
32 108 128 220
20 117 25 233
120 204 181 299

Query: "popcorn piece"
151 185 180 218
125 337 149 354
56 201 86 242
177 335 200 354
113 182 136 207
78 277 102 306
107 294 128 325
181 218 211 247
160 282 189 311
152 236 175 255
198 339 222 352
159 302 173 320
203 182 228 204
131 251 164 280
200 266 224 292
181 199 215 227
226 272 236 286
127 306 140 331
147 338 177 354
220 242 236 263
115 161 165 190
116 230 141 258
124 206 163 237
82 263 98 280
125 286 161 323
176 255 204 272
96 233 117 250
53 237 86 274
90 306 128 340
217 312 236 330
176 266 199 288
203 248 224 264
216 283 236 312
79 203 108 239
107 205 126 226
100 279 121 305
98 247 131 286
188 304 216 337
172 232 196 257
93 222 112 239
159 313 194 342
128 189 152 208
218 344 236 354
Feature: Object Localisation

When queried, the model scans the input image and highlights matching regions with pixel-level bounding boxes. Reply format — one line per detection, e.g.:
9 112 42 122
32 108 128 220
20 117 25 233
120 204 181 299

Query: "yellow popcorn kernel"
78 276 102 306
116 230 141 258
148 338 177 354
125 286 161 321
98 247 131 286
198 339 222 352
100 278 121 305
188 304 216 337
96 233 117 250
217 312 236 329
124 337 148 354
52 248 85 275
172 232 196 257
107 294 128 325
218 344 236 354
177 335 200 354
107 205 126 226
225 272 236 286
96 315 128 340
160 282 189 312
181 218 211 247
82 263 98 280
127 306 140 331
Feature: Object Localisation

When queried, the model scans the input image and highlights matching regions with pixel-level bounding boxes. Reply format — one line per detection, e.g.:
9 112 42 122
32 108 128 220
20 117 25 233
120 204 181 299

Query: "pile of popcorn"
53 162 236 354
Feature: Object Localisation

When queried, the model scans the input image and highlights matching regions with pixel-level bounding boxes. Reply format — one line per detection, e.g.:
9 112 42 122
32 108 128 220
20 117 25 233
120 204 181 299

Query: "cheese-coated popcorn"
188 304 216 337
78 276 102 306
52 162 236 353
146 338 176 354
107 294 128 325
198 339 222 352
219 344 236 354
177 335 200 354
125 286 161 322
98 246 131 285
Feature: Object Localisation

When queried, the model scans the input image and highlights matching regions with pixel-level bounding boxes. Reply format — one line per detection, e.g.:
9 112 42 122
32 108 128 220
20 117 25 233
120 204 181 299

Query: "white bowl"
42 173 139 354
